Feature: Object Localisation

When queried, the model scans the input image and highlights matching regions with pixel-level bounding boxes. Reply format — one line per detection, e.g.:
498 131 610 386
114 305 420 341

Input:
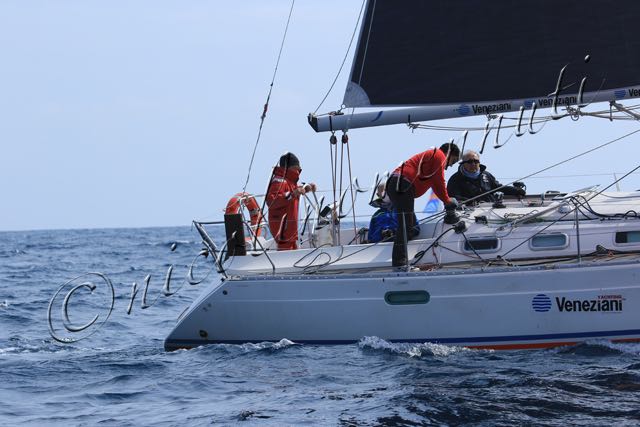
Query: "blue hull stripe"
164 328 640 349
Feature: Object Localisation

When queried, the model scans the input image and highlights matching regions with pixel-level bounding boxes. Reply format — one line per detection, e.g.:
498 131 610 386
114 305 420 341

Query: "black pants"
386 175 415 267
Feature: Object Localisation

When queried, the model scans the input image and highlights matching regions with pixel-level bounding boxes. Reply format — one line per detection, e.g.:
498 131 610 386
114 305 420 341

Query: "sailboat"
165 0 640 351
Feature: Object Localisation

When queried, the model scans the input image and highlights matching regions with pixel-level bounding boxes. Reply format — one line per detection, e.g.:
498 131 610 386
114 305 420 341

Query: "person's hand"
445 198 458 210
513 181 526 197
381 229 394 240
293 185 307 197
304 183 317 192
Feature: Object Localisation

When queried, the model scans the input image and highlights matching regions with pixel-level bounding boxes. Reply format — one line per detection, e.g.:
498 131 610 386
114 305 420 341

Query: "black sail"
344 0 640 108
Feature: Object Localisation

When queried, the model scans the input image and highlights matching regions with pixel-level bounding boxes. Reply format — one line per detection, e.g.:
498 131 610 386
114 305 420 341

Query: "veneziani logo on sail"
555 294 624 313
456 103 512 116
472 103 511 114
534 96 578 108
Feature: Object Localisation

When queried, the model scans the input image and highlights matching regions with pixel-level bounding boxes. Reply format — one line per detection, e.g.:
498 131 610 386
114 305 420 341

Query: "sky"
2 1 640 231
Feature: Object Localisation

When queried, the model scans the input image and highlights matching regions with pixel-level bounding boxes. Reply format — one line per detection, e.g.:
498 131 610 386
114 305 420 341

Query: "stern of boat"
164 279 226 351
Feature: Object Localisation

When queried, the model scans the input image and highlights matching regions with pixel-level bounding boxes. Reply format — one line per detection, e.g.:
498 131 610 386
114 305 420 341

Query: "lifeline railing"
192 221 227 279
193 219 276 276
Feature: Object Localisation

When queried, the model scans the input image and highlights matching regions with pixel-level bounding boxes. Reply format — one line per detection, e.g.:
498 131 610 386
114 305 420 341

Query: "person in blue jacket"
368 182 419 243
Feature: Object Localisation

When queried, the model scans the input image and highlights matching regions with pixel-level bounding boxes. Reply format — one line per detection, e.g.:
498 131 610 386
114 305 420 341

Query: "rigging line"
241 0 296 193
339 137 345 244
304 216 448 272
460 231 486 262
438 244 482 260
255 164 278 246
411 117 637 132
500 172 640 180
500 165 640 260
411 106 640 132
497 201 594 261
459 127 640 206
329 137 338 243
501 107 640 120
411 120 556 133
313 0 367 114
599 193 640 199
345 136 359 236
289 216 443 273
411 227 454 265
300 216 434 271
305 230 406 269
411 115 563 132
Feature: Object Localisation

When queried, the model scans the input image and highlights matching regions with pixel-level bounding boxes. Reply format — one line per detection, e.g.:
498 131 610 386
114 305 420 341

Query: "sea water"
1 226 640 426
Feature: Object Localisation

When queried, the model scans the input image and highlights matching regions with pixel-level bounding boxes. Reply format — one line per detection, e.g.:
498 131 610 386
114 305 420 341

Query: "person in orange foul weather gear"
386 142 460 267
266 152 317 250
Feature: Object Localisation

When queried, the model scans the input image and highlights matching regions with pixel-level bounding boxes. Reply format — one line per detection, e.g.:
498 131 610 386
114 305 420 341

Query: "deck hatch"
385 290 430 305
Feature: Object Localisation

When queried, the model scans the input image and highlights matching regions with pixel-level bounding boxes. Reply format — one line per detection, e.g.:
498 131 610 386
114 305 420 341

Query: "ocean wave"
242 338 297 352
605 341 640 355
358 336 469 358
235 410 273 421
554 340 640 356
0 338 119 357
176 339 298 357
23 243 83 251
0 249 27 258
0 312 33 325
7 226 640 426
84 390 149 402
0 342 63 355
589 371 640 392
134 240 198 248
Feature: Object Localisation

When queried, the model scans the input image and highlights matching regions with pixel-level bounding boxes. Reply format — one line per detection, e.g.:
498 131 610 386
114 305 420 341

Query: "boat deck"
224 250 640 281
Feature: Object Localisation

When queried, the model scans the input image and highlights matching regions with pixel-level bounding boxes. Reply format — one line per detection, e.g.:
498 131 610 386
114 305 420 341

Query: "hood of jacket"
273 166 300 184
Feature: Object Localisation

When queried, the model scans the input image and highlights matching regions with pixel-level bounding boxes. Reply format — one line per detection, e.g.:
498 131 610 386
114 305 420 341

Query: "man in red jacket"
386 143 460 267
267 152 316 251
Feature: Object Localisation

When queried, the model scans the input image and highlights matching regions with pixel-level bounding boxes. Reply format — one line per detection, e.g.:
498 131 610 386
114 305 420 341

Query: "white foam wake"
358 336 471 357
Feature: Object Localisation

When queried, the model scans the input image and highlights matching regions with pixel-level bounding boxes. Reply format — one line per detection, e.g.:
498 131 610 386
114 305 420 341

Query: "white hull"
165 258 640 351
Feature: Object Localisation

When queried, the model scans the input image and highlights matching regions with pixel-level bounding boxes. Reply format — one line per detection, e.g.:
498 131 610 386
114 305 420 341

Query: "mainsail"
310 0 640 132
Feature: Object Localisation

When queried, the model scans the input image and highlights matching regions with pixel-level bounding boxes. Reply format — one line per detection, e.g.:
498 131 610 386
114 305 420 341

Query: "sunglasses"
462 159 480 164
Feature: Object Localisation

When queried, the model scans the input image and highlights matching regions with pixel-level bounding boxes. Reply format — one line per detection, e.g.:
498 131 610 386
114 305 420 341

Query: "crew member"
368 182 419 243
387 143 460 267
266 152 316 251
447 150 525 205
